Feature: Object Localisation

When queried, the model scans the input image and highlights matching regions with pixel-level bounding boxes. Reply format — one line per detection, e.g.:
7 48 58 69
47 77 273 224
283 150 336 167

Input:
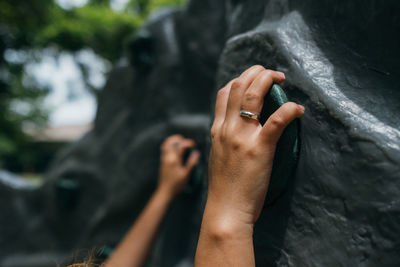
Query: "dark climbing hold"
55 175 81 211
128 29 156 73
259 84 300 205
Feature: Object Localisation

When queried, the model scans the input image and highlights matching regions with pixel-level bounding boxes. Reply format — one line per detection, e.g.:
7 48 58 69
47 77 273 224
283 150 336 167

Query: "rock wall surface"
1 0 399 266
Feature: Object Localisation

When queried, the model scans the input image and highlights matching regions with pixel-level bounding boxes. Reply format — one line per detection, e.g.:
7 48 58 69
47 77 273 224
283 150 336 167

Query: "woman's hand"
105 135 200 267
207 65 304 231
196 65 304 266
158 135 200 197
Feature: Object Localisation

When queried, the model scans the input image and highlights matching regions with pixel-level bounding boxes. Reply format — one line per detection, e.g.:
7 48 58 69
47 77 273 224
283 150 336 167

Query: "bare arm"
105 135 200 267
195 65 305 266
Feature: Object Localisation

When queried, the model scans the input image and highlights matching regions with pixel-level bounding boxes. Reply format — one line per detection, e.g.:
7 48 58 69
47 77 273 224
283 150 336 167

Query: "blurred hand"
158 134 200 197
106 135 200 267
207 65 305 229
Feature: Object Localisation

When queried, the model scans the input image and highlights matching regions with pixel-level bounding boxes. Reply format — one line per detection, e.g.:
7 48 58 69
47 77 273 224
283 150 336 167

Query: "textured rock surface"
1 0 400 266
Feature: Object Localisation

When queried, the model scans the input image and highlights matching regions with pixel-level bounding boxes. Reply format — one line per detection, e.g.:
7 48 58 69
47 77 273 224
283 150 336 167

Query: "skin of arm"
104 135 200 267
195 65 305 266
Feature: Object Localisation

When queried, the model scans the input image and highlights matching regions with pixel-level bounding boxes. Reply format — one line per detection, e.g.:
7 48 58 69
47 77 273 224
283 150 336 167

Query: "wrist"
154 185 176 204
200 197 254 242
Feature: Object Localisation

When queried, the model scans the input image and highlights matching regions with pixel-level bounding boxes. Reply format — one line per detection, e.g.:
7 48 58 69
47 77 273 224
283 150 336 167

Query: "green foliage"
39 6 143 62
0 0 187 171
126 0 186 17
0 0 55 50
148 0 186 12
0 59 49 170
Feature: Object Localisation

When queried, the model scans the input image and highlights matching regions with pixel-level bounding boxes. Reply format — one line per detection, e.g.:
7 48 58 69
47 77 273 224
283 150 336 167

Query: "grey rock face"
217 2 400 266
1 0 399 266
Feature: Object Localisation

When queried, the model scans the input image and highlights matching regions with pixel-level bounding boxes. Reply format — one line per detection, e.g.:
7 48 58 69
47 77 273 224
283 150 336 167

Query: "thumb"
184 150 201 173
260 102 304 144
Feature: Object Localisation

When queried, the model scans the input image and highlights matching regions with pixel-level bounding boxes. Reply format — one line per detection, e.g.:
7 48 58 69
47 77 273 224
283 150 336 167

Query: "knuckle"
210 126 217 139
269 114 286 128
245 146 260 158
262 68 273 74
231 79 244 91
255 70 273 85
230 137 243 150
250 65 265 72
261 69 273 79
280 102 300 118
283 101 298 110
217 87 227 97
244 90 261 103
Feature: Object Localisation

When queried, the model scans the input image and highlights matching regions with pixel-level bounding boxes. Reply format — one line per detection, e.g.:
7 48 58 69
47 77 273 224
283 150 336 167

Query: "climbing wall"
1 0 399 266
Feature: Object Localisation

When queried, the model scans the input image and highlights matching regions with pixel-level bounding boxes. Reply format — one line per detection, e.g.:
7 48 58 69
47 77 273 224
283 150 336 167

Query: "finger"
176 139 196 158
225 65 265 121
184 150 201 173
260 102 305 144
161 134 184 151
240 70 285 117
212 79 236 131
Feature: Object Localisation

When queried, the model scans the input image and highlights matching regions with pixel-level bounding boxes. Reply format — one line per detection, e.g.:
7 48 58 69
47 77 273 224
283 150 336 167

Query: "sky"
26 49 109 126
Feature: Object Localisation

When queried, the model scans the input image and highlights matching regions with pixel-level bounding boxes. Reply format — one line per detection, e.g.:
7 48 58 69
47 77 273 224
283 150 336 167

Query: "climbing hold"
259 84 300 205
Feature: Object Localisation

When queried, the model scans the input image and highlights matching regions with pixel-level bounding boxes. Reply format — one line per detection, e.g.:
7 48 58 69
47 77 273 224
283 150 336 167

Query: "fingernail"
277 71 286 80
297 104 305 112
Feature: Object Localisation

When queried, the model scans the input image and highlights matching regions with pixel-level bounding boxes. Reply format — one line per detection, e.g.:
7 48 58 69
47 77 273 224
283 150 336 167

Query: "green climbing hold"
259 84 300 205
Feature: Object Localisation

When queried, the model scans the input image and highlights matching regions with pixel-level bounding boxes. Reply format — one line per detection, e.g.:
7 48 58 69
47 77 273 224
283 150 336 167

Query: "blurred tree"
126 0 186 16
0 0 53 170
89 0 112 5
0 0 186 171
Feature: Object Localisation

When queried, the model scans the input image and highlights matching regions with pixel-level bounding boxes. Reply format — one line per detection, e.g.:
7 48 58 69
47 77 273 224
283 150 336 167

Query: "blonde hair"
63 247 105 267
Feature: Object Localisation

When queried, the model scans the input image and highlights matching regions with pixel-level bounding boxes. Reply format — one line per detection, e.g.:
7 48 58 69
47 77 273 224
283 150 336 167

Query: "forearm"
195 199 255 267
105 187 174 267
104 134 199 266
196 66 303 266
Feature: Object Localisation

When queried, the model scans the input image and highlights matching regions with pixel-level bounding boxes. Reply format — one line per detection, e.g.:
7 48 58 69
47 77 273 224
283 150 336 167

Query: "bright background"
0 0 186 175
